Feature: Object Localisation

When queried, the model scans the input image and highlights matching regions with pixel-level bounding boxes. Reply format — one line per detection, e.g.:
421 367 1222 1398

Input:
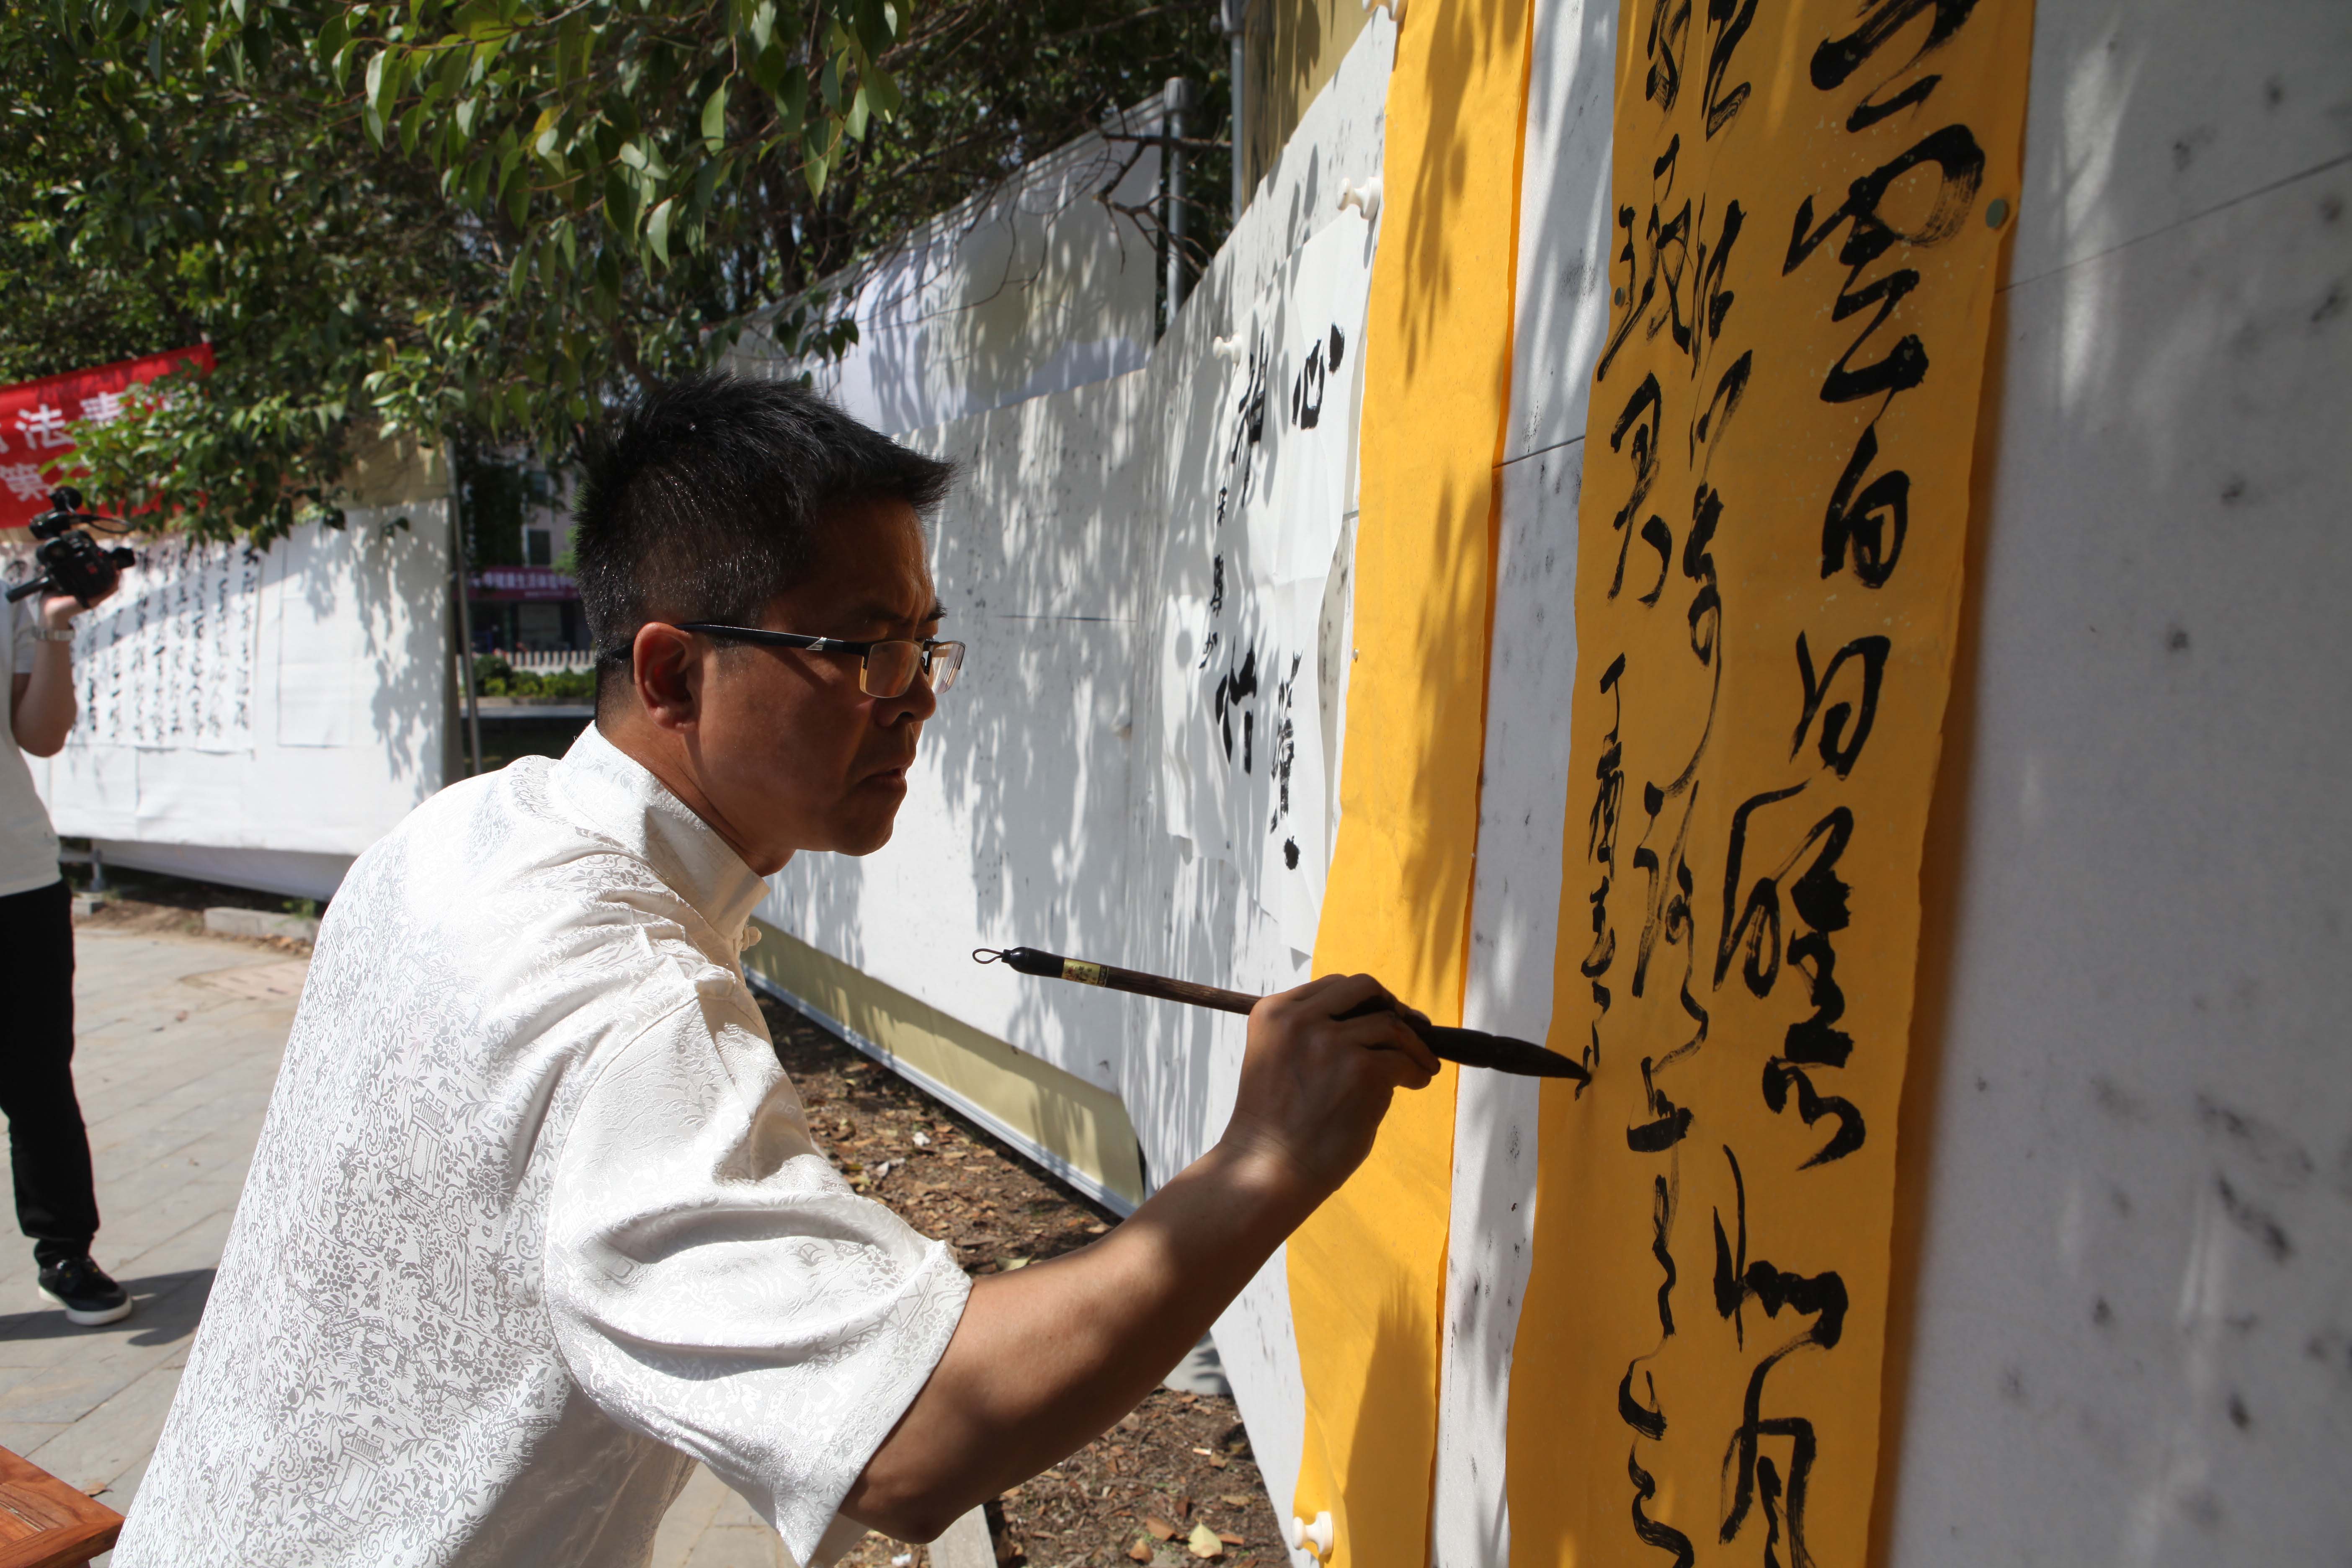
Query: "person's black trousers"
0 880 99 1269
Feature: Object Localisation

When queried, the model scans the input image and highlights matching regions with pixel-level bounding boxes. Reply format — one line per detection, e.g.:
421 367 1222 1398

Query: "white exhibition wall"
742 18 1401 1523
17 503 453 900
728 100 1166 438
750 0 2350 1558
1879 1 2351 1559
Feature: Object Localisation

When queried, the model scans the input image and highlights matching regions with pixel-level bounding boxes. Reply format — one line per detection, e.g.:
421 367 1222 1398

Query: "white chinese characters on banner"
1160 214 1373 953
71 538 262 752
12 405 72 451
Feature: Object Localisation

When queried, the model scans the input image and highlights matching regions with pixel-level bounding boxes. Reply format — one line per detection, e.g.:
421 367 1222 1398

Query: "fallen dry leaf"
1220 1495 1252 1509
1187 1522 1226 1559
1218 1533 1245 1547
1128 1542 1154 1563
1145 1515 1181 1541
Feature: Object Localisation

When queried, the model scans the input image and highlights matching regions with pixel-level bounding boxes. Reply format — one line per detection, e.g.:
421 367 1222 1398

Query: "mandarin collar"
550 723 769 946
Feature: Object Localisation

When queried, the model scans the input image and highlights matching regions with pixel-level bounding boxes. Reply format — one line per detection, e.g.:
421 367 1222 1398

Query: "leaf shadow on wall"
1392 0 1531 384
760 368 1163 1174
354 510 449 791
1866 75 2352 1560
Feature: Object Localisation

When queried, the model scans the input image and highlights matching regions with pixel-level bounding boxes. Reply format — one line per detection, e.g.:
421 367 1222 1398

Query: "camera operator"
2 562 129 1326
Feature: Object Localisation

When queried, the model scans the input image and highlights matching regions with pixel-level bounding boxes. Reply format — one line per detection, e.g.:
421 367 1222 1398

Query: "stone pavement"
0 924 791 1566
0 926 297 1535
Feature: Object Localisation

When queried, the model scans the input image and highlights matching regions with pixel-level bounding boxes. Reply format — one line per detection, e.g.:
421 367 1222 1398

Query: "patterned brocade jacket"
115 725 969 1568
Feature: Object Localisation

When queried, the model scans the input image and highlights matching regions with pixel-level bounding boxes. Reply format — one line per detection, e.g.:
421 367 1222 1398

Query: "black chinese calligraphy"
1809 0 1986 132
73 539 259 751
1212 646 1258 771
1581 653 1629 1090
1790 632 1888 779
1622 1169 1698 1568
1786 121 1986 589
1291 324 1346 431
1711 1146 1849 1568
1212 340 1272 536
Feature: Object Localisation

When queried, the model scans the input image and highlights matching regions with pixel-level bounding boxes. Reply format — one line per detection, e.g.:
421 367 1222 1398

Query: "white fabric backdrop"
27 504 451 887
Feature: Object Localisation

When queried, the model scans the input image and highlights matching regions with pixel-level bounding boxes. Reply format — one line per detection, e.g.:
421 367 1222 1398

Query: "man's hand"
841 970 1441 1542
43 575 116 628
1220 973 1440 1205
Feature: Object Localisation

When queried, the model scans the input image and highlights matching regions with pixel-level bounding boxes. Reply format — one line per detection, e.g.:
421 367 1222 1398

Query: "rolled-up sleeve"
543 989 970 1566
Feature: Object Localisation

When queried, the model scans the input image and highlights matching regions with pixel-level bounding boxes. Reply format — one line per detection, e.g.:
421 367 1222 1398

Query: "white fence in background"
23 506 453 900
468 649 596 674
723 99 1166 436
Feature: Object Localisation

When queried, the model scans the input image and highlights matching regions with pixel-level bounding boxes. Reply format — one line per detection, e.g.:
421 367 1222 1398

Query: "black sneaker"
36 1256 132 1326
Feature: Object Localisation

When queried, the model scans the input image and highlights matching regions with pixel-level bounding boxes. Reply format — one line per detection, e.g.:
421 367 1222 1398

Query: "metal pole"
1223 0 1248 222
1163 77 1198 320
446 445 484 777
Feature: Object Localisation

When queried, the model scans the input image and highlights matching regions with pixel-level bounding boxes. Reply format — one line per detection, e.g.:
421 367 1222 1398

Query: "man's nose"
879 671 937 724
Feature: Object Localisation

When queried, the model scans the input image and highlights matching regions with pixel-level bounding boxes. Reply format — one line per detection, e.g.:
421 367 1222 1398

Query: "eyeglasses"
676 622 966 698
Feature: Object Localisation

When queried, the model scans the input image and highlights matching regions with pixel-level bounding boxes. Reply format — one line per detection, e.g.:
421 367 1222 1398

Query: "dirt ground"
763 998 1287 1568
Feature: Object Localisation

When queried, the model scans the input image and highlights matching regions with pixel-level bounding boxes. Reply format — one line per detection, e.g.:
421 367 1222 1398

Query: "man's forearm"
842 1140 1320 1540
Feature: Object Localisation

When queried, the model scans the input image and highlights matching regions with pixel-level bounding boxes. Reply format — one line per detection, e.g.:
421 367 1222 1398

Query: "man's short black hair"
570 372 955 710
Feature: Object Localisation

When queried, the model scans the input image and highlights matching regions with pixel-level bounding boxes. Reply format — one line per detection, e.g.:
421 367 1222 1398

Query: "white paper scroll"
72 537 262 753
1159 213 1374 952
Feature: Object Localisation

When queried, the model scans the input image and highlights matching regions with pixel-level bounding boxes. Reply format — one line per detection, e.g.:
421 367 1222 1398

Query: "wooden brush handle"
983 947 1259 1015
976 945 1587 1081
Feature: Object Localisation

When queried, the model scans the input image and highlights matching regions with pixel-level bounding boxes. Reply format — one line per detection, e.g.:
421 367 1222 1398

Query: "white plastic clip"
1363 0 1404 22
1338 177 1383 223
1212 335 1242 363
1288 1512 1336 1560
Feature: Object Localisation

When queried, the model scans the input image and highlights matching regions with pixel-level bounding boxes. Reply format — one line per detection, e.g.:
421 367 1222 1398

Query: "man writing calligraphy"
115 374 1434 1565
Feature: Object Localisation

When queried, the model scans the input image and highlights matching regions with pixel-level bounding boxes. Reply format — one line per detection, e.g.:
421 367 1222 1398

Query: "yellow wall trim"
744 920 1147 1215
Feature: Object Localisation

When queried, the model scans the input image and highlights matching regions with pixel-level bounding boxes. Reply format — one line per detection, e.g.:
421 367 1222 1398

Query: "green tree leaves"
5 0 1227 545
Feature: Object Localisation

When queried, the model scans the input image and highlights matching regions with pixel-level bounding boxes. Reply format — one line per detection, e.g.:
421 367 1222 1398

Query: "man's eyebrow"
850 600 946 624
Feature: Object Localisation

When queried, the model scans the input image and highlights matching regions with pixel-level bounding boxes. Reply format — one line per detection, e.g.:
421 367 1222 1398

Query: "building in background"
456 454 588 657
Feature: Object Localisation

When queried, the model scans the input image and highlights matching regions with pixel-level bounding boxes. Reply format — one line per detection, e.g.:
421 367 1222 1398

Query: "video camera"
5 487 136 606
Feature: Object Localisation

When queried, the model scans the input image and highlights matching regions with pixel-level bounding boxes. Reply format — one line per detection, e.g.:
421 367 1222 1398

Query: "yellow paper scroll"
1506 2 2032 1564
1289 1 1534 1563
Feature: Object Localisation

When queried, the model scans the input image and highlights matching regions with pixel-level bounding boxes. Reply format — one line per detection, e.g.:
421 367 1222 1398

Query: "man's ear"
631 622 701 732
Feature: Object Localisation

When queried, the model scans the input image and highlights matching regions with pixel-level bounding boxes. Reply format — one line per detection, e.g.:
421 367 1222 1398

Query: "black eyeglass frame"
676 622 965 697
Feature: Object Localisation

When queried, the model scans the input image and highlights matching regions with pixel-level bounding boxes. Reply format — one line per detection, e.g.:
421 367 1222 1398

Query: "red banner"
0 345 216 530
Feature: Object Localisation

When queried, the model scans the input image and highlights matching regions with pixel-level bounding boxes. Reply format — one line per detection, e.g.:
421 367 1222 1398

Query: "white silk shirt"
115 725 970 1568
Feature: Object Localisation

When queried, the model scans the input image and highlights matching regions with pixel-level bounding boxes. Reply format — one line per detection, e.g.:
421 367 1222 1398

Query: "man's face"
690 497 942 867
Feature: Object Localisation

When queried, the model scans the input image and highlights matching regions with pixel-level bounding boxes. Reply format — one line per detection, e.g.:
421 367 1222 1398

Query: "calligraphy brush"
972 946 1587 1081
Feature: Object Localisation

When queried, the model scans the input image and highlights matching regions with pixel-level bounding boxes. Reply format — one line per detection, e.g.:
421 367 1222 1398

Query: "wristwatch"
30 626 74 643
